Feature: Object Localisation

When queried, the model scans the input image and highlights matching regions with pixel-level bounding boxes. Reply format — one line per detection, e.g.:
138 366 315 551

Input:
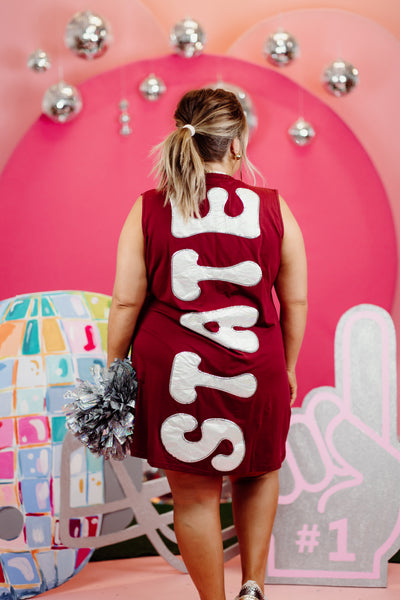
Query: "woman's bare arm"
274 196 308 405
107 197 147 367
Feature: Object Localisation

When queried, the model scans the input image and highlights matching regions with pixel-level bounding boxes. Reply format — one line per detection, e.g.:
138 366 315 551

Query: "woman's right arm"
274 196 308 405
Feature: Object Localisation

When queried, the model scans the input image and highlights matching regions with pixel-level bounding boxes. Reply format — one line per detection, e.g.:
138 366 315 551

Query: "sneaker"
235 580 265 600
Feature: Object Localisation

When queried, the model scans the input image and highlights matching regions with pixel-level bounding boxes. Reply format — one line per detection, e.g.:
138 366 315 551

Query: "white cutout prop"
268 304 400 587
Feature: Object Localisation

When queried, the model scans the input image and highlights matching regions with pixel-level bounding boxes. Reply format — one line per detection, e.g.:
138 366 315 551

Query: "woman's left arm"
107 196 147 367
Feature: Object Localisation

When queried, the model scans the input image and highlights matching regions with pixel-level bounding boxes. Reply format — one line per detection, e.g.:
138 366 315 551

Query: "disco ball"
264 30 299 66
65 10 112 60
170 18 206 58
322 59 359 97
27 49 51 73
288 117 316 146
42 81 82 124
139 74 167 101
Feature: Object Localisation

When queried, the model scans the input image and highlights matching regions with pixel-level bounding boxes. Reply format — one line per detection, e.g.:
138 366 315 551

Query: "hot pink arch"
0 54 396 403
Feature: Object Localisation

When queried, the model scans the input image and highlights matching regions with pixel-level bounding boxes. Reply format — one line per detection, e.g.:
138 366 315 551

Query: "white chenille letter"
180 305 259 353
160 414 245 471
171 249 262 301
169 351 257 403
171 187 260 238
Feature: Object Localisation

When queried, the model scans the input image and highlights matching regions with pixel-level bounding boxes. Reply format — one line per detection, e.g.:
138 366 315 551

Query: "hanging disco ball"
207 81 258 136
322 59 359 97
170 18 206 58
264 30 299 66
27 49 51 73
42 81 83 123
139 74 167 101
65 11 112 59
288 118 316 146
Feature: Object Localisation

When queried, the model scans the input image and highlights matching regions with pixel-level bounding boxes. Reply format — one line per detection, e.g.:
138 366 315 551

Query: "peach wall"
142 0 400 50
0 0 399 173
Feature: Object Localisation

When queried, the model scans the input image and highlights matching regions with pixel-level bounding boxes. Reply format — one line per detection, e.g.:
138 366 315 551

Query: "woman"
107 88 307 600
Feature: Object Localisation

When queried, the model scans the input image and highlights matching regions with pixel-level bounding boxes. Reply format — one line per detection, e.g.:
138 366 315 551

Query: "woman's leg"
229 469 280 593
165 469 225 600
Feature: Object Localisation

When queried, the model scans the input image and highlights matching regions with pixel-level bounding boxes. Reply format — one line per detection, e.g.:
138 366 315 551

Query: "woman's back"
131 172 291 475
143 172 283 328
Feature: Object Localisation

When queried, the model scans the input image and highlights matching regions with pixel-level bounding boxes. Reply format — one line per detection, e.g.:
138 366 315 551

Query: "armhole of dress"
139 192 148 260
140 192 147 237
273 189 284 240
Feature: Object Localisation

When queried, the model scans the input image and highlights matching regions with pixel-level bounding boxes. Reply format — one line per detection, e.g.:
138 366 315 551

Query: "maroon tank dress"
130 172 291 475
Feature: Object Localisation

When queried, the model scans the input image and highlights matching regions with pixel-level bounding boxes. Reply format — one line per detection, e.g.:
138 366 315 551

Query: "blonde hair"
153 88 256 220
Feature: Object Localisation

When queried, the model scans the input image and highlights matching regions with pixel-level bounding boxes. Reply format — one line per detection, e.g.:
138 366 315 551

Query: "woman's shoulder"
141 187 165 201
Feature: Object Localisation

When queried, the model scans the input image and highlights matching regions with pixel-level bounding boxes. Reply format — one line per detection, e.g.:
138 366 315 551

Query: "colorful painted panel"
0 291 109 600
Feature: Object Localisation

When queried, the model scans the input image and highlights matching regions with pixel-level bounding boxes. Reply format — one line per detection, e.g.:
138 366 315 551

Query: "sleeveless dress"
130 173 291 476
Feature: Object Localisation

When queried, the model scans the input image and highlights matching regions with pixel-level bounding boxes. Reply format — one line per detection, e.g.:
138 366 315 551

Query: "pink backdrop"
0 53 396 405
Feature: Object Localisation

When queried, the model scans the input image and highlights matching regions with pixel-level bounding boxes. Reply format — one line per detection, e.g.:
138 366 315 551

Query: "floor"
41 556 400 600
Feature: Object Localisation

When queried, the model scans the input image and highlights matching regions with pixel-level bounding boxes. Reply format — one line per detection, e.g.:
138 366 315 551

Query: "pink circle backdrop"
0 54 396 404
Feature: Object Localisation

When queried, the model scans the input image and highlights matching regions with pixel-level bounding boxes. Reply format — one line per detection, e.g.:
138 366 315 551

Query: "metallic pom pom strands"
64 358 137 460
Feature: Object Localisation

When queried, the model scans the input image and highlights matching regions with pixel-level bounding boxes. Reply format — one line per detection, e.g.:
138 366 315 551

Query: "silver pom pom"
64 358 137 460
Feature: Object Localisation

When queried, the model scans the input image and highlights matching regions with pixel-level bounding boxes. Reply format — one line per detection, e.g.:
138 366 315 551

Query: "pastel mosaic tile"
76 357 105 382
25 515 52 548
17 416 50 445
83 293 111 320
0 321 25 357
45 356 74 385
62 321 102 354
45 386 73 414
22 320 40 355
42 319 66 353
0 451 15 480
18 447 51 478
0 391 13 418
0 552 41 585
5 298 31 321
16 357 45 388
40 297 55 317
20 479 51 513
0 418 15 449
49 294 89 319
16 388 45 416
0 360 14 390
0 483 19 506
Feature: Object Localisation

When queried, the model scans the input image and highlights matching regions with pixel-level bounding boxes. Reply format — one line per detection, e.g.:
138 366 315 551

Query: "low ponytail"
154 125 206 220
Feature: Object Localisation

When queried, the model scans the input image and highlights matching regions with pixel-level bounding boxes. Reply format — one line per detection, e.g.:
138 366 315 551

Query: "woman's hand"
287 368 297 406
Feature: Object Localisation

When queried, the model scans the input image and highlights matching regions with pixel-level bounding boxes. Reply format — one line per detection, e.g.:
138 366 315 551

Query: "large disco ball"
264 30 299 66
65 11 112 60
170 18 206 58
0 292 110 598
0 291 240 597
42 81 82 123
322 59 359 97
207 81 258 136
